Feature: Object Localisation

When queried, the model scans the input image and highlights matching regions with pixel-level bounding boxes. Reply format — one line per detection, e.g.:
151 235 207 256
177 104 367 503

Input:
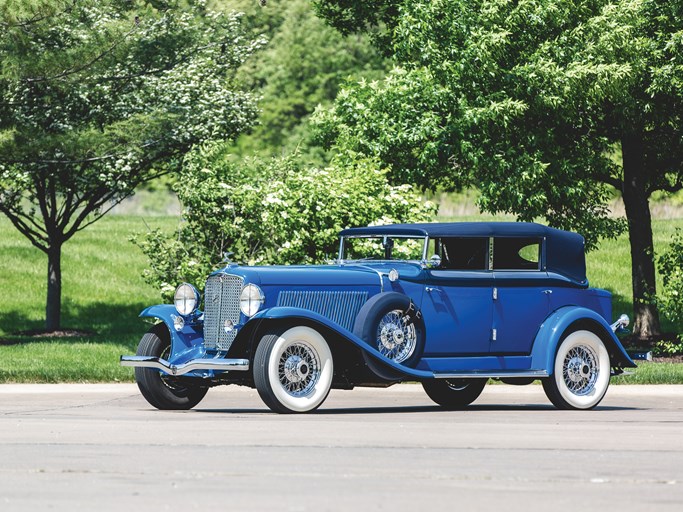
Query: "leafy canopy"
0 0 262 252
314 0 683 248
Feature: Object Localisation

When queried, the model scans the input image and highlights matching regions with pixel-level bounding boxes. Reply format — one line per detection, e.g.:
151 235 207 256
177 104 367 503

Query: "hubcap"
376 310 417 363
562 345 599 395
278 342 320 397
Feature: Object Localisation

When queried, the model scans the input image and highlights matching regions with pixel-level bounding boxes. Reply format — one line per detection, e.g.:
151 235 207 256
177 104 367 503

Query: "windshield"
339 235 428 262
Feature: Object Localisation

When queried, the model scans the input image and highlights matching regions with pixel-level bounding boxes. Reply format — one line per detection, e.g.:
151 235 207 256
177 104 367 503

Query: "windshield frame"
337 234 430 265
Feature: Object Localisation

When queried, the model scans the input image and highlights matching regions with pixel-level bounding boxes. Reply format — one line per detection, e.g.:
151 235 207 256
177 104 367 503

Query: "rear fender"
248 307 433 379
530 306 636 373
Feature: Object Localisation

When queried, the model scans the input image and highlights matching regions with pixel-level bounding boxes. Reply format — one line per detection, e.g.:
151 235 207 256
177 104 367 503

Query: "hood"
210 262 422 287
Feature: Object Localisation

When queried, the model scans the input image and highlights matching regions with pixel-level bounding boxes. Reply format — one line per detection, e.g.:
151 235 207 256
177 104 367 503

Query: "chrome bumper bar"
120 356 250 376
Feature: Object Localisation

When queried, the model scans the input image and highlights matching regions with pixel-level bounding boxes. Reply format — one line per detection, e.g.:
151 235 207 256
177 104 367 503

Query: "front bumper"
120 356 250 376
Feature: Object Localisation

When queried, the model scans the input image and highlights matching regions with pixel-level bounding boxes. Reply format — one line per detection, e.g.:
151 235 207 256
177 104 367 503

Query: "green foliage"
206 0 389 161
315 0 683 335
657 230 683 329
651 339 683 357
0 0 263 328
134 142 437 297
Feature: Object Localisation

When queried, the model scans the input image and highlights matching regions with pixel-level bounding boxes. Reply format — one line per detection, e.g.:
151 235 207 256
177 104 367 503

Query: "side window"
493 237 541 270
437 237 489 270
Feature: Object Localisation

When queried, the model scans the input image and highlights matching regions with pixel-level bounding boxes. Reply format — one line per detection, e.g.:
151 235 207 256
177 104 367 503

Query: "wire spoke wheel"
542 329 611 410
254 326 333 413
277 342 321 398
376 309 417 363
562 345 599 395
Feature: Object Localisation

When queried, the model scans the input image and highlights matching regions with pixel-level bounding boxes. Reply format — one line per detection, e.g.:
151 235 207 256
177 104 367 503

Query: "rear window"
493 237 541 270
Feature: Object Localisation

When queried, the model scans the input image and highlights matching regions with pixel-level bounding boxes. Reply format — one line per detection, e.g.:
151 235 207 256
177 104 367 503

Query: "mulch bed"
0 329 96 345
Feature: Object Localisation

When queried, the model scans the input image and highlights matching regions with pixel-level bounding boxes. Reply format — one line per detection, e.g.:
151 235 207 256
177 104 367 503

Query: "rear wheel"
542 329 610 410
134 327 208 410
422 378 487 409
253 326 333 413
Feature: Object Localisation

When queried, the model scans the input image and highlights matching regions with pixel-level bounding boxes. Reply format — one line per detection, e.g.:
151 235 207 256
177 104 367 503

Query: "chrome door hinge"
493 287 498 300
492 328 497 341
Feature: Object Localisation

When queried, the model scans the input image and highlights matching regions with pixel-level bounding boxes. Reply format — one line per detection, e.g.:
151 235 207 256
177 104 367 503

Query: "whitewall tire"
542 329 611 410
254 326 334 413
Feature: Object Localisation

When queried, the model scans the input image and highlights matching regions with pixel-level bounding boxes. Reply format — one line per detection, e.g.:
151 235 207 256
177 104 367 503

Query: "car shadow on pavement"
193 404 640 415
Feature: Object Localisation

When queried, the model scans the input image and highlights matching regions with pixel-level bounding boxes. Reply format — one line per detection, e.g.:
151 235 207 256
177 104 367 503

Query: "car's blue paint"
420 274 493 356
417 355 533 373
134 222 635 385
251 306 434 379
530 306 634 371
139 304 207 370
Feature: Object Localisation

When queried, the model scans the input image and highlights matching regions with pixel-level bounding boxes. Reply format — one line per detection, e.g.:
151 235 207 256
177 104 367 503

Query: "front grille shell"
203 273 244 351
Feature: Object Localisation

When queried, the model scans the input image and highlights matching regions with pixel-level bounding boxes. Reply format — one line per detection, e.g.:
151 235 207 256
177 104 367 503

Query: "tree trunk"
621 134 661 339
46 244 62 332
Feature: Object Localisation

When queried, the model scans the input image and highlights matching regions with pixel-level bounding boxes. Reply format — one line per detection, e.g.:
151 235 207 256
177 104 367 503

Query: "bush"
134 143 437 299
658 229 683 331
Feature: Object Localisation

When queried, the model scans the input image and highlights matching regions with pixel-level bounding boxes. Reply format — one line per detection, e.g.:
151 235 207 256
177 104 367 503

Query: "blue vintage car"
121 222 635 413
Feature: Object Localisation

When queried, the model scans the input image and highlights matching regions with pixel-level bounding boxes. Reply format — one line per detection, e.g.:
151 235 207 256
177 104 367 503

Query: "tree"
223 0 388 161
0 0 262 331
314 0 683 338
134 142 437 297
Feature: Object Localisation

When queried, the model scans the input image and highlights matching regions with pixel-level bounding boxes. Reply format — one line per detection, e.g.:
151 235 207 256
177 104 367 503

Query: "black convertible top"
340 222 587 284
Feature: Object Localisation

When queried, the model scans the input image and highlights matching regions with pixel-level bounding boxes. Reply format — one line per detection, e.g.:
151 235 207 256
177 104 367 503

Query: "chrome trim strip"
120 356 250 376
433 370 549 379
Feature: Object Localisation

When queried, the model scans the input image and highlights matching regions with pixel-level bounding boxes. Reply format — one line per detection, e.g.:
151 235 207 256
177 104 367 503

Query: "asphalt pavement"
1 383 682 511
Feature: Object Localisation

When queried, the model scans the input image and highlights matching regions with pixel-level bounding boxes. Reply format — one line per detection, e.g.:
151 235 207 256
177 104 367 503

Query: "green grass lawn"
0 215 179 382
1 212 682 383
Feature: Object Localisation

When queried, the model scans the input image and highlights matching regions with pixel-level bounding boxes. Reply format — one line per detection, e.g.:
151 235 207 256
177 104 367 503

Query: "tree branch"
0 1 77 30
0 204 49 252
23 24 139 84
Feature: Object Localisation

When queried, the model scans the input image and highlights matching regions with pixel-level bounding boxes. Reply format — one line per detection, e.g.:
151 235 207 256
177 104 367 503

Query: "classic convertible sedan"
121 222 635 413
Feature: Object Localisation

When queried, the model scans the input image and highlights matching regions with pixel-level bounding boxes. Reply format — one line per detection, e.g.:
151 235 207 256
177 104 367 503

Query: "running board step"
433 370 549 379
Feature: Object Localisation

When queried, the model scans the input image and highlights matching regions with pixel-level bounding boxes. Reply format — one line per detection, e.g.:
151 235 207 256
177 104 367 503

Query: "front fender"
530 306 636 373
139 305 204 363
251 307 433 379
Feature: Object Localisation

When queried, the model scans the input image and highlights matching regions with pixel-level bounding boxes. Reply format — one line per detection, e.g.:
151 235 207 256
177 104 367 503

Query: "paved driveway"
1 384 682 511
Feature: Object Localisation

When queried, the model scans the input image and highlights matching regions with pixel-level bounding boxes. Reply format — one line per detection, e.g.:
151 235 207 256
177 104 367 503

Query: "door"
490 237 550 354
420 236 493 356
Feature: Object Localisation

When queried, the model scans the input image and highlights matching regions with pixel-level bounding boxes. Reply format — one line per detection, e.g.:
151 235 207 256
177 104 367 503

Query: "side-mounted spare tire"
353 292 425 380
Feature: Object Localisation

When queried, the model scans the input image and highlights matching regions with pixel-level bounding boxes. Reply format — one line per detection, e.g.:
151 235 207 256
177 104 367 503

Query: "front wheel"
422 378 487 409
134 327 208 410
542 329 611 410
253 326 334 413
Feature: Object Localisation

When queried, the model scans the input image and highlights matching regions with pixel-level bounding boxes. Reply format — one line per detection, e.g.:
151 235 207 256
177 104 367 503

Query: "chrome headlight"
240 283 264 317
174 283 199 316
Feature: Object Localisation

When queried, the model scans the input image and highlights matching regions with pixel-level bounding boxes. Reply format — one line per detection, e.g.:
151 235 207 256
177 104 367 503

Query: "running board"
433 370 549 379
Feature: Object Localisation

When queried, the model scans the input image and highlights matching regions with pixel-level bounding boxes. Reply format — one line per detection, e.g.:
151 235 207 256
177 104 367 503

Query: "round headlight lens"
240 283 264 317
174 283 199 316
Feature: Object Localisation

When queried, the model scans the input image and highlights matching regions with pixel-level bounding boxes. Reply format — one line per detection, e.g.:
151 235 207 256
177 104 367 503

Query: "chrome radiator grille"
276 290 368 331
203 273 243 351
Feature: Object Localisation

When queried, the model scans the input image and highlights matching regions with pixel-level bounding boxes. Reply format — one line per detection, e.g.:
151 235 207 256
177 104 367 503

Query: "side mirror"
427 254 441 269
